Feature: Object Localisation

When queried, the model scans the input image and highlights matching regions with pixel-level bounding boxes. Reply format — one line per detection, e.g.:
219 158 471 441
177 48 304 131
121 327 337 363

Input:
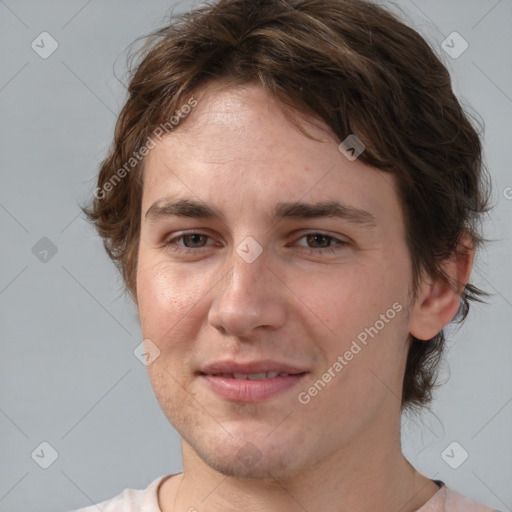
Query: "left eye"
296 233 341 249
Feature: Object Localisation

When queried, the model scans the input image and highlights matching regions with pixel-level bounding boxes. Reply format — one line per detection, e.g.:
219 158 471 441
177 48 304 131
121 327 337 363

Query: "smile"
200 372 307 402
212 372 294 380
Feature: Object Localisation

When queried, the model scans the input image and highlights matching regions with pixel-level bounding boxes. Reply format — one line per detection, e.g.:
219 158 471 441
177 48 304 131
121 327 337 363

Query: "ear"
409 235 475 341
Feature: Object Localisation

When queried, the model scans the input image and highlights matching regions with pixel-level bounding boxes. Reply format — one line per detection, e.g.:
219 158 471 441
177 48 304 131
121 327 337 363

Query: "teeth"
228 371 285 380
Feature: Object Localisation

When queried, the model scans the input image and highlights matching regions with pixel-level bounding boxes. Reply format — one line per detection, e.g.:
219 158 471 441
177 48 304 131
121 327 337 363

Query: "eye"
294 232 350 254
177 233 209 248
163 231 350 257
299 233 336 248
164 232 216 254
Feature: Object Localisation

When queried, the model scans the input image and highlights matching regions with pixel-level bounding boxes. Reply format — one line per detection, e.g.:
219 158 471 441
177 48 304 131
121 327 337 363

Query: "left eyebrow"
272 200 377 227
145 197 377 228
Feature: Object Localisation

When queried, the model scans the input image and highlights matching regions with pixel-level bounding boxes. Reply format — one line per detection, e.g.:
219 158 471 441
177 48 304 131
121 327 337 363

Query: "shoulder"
68 475 169 512
444 486 501 512
418 483 501 512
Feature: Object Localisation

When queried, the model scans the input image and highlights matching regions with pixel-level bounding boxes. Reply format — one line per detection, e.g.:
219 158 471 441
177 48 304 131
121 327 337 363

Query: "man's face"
137 82 415 479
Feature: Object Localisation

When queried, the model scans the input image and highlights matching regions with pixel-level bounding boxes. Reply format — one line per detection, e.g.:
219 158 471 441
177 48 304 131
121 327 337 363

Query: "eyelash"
164 231 349 256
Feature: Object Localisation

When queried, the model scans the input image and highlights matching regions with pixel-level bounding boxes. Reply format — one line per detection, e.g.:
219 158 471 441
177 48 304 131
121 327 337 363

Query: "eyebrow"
145 198 377 227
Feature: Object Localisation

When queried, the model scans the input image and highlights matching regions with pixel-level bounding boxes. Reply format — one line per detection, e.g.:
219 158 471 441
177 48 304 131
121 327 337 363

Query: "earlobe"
409 236 475 341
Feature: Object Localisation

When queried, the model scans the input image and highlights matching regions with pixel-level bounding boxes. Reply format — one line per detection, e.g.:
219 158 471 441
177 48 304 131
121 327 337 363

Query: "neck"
159 422 439 512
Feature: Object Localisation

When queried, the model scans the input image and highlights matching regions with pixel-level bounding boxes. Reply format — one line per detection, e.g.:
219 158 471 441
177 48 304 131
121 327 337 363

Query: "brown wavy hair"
84 0 490 411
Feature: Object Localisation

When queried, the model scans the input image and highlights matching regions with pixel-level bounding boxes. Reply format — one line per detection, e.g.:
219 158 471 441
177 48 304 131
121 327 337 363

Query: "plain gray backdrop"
1 1 511 511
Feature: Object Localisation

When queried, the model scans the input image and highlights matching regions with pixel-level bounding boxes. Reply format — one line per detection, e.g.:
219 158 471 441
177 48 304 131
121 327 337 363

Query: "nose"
208 249 287 337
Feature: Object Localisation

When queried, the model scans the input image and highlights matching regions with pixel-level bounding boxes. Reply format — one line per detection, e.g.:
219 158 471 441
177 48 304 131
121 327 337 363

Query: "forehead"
153 82 336 163
141 82 400 225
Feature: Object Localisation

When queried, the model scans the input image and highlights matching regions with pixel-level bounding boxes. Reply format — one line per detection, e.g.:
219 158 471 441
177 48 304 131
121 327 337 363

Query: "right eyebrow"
145 198 227 223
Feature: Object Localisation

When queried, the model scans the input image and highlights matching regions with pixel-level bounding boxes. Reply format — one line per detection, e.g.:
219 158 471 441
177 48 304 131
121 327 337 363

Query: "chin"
200 446 303 481
183 426 308 481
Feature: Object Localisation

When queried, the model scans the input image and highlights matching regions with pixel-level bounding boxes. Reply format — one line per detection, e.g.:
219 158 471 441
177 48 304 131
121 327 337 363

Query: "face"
136 82 416 480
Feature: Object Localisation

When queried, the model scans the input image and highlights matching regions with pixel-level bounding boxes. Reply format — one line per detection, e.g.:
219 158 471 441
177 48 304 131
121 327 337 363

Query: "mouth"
206 371 300 380
198 361 308 402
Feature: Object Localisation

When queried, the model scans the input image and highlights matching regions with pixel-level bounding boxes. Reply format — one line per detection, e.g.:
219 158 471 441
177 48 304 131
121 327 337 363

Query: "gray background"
0 1 511 511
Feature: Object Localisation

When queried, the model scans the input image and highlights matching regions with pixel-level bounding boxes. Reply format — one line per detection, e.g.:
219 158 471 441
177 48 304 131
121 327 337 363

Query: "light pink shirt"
70 476 500 512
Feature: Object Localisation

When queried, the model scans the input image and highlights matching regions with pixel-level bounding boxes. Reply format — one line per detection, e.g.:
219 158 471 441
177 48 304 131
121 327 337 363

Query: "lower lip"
201 374 307 402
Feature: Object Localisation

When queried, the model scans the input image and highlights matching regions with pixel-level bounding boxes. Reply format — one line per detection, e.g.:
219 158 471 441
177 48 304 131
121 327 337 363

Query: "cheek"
298 260 404 340
136 256 211 347
298 256 411 390
136 259 211 412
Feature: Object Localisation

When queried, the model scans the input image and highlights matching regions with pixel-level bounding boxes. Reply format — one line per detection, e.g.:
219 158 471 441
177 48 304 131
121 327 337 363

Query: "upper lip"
199 360 308 375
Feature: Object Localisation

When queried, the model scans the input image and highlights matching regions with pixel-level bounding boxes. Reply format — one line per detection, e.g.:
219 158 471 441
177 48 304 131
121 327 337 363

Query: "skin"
136 81 473 512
